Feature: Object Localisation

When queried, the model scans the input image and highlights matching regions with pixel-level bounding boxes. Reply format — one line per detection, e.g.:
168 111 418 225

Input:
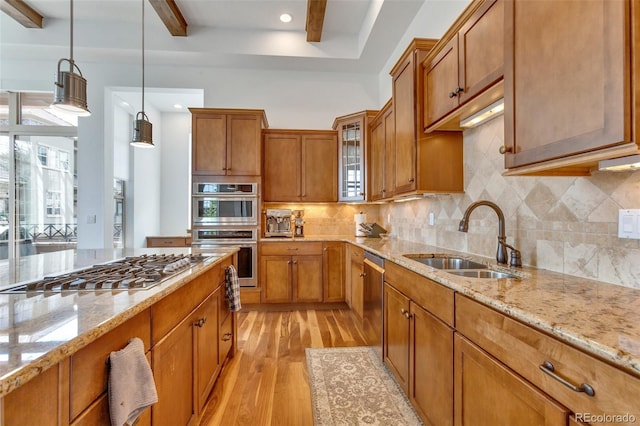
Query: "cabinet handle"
293 260 297 264
288 248 299 250
499 145 513 154
400 308 411 319
449 91 457 98
359 272 366 277
408 178 415 183
287 260 292 264
222 332 233 341
539 361 595 397
194 317 207 328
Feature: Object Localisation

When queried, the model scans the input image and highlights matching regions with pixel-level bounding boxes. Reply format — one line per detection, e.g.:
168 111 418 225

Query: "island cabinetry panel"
423 0 504 131
383 261 454 426
502 0 639 175
260 241 324 303
190 108 267 177
263 130 338 202
456 295 640 424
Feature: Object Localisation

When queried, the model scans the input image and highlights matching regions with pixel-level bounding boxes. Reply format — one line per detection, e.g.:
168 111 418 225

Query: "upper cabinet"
502 0 639 175
423 0 504 131
263 129 338 202
333 110 378 202
369 100 395 201
190 108 268 177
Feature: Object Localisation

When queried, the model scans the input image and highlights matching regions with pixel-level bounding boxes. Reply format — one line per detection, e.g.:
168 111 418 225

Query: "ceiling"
1 0 467 111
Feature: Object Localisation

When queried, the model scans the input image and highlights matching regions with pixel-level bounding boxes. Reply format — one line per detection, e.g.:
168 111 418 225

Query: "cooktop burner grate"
3 253 209 295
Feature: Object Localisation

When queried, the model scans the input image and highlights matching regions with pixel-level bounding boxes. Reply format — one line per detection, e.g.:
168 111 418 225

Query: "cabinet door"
424 37 460 128
301 133 338 202
260 255 292 303
392 56 417 194
192 113 227 175
410 302 454 426
227 114 262 176
323 242 345 302
292 255 323 302
383 283 410 394
350 255 364 323
457 0 504 105
454 334 568 426
152 317 196 426
369 113 386 201
194 292 220 414
504 0 628 169
337 116 366 201
383 104 396 199
263 133 301 201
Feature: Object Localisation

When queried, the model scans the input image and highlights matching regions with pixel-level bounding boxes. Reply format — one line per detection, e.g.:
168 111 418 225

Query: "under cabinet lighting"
598 154 640 171
460 99 504 129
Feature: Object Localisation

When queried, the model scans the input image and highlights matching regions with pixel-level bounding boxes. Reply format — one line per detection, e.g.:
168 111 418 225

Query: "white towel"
225 265 242 312
108 337 158 426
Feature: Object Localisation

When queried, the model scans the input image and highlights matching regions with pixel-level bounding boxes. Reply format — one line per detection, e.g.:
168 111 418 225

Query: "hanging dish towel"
225 264 242 312
108 337 158 426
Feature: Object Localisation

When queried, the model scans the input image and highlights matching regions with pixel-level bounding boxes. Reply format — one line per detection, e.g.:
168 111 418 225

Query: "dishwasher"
363 251 385 360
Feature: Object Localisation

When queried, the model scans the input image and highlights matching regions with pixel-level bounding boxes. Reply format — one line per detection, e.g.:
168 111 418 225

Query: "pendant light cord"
69 0 74 65
141 0 145 115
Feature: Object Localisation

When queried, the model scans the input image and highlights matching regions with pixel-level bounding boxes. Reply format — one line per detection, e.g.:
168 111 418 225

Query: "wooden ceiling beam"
148 0 188 37
306 0 326 42
0 0 43 28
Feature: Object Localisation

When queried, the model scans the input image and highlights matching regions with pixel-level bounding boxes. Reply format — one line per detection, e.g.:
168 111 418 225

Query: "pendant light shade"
52 0 91 117
131 0 154 148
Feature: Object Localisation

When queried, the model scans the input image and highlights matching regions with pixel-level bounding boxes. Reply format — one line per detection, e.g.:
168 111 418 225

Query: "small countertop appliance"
293 210 305 237
265 209 292 237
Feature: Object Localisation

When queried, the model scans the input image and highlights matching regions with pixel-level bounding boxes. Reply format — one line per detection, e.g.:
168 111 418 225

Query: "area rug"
305 346 423 426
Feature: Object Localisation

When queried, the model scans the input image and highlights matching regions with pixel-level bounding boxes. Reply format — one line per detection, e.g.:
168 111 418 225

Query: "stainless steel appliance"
192 227 258 287
293 209 305 237
192 182 258 225
363 251 385 360
1 253 210 293
265 209 292 237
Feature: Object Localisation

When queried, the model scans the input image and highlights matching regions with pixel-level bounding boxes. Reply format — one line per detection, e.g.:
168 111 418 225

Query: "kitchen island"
0 247 238 425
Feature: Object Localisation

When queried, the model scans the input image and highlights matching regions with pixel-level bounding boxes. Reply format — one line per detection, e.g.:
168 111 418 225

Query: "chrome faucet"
458 200 521 267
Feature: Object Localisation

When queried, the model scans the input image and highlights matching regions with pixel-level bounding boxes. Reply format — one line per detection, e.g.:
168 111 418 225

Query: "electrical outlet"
618 209 640 239
428 212 435 226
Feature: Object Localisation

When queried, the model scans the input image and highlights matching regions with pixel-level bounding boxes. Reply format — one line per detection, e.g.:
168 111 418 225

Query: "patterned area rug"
305 346 423 426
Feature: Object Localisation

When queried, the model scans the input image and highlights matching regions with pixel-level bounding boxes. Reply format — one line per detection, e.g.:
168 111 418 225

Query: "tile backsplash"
382 115 640 289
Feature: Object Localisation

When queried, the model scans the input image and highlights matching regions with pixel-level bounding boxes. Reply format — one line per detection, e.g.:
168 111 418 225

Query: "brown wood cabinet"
190 108 268 177
323 241 345 302
333 111 378 202
383 261 455 426
260 241 324 303
390 38 464 199
454 334 569 426
368 100 395 201
502 0 640 175
423 0 504 131
263 130 338 202
348 245 364 323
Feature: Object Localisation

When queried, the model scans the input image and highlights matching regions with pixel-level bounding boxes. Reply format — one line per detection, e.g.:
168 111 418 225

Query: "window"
37 145 48 166
59 151 70 171
46 191 62 216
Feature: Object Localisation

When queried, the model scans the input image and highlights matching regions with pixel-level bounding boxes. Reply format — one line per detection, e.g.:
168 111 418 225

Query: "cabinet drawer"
219 313 233 365
456 295 640 423
260 241 323 256
152 265 220 343
145 237 189 247
384 261 454 326
70 309 151 421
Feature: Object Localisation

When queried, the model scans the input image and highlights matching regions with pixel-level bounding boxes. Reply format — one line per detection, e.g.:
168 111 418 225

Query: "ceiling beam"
0 0 43 28
305 0 326 42
148 0 188 37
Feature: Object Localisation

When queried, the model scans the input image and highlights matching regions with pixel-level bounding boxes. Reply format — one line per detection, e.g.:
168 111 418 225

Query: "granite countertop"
0 247 238 398
264 235 640 378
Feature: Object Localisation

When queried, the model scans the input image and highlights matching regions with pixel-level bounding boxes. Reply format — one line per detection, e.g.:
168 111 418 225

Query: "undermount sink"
446 270 518 279
403 255 487 270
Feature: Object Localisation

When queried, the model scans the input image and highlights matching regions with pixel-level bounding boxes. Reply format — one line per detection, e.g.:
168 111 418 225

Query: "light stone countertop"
265 235 640 378
0 247 238 398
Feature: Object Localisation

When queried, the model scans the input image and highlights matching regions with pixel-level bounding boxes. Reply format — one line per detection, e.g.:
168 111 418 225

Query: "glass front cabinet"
333 110 378 202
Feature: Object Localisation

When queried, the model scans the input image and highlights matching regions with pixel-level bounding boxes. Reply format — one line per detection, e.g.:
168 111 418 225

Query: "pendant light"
131 0 154 148
52 0 91 116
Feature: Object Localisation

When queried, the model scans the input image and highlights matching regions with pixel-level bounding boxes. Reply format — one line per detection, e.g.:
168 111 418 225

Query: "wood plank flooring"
199 306 367 426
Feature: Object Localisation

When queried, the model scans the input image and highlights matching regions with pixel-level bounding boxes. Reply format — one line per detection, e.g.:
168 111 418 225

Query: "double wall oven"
192 182 259 287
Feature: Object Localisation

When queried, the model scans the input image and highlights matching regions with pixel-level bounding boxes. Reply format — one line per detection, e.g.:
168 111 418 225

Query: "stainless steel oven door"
192 196 258 225
193 182 258 196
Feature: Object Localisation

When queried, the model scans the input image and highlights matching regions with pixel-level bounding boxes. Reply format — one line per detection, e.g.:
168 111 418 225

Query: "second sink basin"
403 255 487 270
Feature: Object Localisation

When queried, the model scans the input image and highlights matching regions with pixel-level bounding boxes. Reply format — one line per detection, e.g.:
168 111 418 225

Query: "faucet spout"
459 200 509 265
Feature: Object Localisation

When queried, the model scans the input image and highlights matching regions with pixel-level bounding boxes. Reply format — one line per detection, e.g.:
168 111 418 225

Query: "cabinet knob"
449 91 457 98
222 332 233 342
499 145 513 155
400 308 411 319
194 317 207 328
449 87 464 98
408 178 415 183
359 272 366 277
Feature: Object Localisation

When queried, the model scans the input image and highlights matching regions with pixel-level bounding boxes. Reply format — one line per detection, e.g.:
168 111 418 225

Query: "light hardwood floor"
199 306 367 426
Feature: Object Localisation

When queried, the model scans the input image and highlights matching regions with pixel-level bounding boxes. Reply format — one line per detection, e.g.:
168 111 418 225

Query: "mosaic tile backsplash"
382 116 640 289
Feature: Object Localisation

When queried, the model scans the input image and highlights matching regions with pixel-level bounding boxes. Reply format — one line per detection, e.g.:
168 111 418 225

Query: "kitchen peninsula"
0 247 238 425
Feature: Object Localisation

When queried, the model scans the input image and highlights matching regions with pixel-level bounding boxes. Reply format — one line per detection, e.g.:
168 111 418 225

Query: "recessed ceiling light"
173 103 183 109
280 13 292 23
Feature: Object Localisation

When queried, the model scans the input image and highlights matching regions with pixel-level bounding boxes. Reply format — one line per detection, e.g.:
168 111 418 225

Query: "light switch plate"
618 209 640 239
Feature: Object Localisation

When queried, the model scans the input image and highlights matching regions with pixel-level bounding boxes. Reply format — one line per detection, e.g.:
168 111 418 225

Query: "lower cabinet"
348 245 364 323
454 334 569 426
260 242 324 303
323 241 345 302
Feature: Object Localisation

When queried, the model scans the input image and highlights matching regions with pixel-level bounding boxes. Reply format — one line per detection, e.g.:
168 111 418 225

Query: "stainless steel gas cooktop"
2 253 209 295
